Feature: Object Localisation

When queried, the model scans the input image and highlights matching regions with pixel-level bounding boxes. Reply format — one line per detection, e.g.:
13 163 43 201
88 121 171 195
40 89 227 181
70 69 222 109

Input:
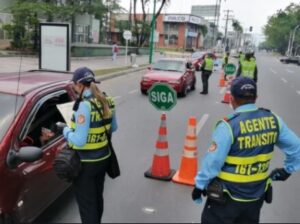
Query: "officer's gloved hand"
270 168 291 181
192 187 206 204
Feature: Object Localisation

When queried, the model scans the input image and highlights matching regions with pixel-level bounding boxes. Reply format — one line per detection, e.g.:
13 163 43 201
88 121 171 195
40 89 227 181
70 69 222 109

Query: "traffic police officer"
222 51 230 68
200 53 214 95
238 51 245 64
237 52 258 82
63 67 118 224
192 77 300 224
222 51 230 80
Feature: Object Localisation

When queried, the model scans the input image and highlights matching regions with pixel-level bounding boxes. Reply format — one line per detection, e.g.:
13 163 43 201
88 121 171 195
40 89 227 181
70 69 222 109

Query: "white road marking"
219 87 226 94
297 91 300 95
196 114 210 136
113 96 122 100
281 78 287 83
129 89 138 94
286 69 295 74
270 69 277 74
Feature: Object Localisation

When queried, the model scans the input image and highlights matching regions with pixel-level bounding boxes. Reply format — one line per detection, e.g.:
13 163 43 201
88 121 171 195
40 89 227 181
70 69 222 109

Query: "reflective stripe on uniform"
225 152 273 165
218 171 268 183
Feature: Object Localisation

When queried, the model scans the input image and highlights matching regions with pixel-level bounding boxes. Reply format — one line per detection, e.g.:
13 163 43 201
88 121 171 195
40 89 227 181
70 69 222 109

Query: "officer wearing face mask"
192 77 300 224
63 67 118 224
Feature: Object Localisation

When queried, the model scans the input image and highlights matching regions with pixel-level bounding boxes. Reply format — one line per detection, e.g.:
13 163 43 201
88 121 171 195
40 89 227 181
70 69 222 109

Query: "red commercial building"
112 13 209 50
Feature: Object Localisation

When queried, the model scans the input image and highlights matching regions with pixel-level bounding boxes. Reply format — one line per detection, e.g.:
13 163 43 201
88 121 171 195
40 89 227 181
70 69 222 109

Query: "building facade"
113 13 209 50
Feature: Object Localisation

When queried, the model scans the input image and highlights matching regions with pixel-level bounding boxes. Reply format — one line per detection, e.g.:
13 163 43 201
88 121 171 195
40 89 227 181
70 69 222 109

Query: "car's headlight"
142 77 151 81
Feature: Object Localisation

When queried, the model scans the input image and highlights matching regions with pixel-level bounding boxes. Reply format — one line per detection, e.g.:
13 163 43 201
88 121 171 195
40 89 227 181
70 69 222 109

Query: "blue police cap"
230 77 257 98
72 67 99 84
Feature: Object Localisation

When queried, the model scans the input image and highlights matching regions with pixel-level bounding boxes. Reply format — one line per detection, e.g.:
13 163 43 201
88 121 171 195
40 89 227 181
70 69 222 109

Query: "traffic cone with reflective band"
219 71 226 87
221 76 234 104
172 117 198 186
145 113 175 181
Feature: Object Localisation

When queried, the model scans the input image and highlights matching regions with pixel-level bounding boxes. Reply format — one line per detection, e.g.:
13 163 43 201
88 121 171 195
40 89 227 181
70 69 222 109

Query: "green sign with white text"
224 63 236 75
148 83 177 111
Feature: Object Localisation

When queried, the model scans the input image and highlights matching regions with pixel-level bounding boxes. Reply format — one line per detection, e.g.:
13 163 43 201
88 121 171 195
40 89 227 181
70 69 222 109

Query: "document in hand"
56 101 74 127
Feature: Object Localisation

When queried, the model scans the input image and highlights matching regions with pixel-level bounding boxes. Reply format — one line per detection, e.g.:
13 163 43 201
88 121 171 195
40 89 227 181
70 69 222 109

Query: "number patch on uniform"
208 142 217 152
78 114 86 124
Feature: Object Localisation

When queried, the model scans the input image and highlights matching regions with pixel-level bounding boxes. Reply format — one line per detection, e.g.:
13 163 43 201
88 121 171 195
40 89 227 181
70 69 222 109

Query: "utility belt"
206 178 273 204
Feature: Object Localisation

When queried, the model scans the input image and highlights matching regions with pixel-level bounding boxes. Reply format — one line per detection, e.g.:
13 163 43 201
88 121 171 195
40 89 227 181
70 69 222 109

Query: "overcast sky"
119 0 299 43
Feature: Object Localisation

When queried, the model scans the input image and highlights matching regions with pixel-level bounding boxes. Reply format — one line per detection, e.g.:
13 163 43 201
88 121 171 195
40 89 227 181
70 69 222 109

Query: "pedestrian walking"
236 52 258 83
63 67 118 224
200 53 214 95
112 42 119 61
192 77 300 224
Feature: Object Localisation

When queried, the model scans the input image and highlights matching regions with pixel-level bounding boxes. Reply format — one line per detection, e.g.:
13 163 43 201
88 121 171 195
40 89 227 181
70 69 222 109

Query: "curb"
95 65 148 82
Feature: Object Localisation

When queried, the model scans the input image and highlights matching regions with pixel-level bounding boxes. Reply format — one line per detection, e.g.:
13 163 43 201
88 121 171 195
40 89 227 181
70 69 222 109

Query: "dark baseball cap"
230 77 257 98
72 67 99 84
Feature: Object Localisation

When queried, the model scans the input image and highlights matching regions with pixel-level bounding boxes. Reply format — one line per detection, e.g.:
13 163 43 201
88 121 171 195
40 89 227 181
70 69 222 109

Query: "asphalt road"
36 53 300 223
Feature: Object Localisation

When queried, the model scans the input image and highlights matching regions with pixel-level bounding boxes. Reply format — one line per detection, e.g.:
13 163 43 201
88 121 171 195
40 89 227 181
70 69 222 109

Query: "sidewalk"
0 53 163 73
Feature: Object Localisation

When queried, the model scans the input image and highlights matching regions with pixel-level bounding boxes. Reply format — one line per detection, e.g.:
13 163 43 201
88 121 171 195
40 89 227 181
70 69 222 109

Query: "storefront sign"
164 15 189 23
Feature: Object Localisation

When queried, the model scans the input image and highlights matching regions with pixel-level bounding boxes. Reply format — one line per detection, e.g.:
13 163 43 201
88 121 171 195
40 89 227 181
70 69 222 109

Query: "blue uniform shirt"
195 104 300 190
63 89 117 147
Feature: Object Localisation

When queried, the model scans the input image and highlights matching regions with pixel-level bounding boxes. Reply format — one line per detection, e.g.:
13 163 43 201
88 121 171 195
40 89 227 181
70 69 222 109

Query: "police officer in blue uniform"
63 67 118 224
192 77 300 224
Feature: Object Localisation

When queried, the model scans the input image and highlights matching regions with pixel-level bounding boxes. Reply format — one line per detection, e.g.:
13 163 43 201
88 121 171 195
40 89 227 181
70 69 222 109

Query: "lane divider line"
196 114 210 136
286 69 295 74
129 89 138 94
113 96 122 100
281 78 287 83
297 91 300 95
270 69 277 74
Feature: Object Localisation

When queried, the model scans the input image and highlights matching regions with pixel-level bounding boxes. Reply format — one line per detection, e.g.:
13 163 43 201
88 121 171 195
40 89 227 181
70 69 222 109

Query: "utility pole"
223 9 234 52
212 0 221 47
149 0 157 64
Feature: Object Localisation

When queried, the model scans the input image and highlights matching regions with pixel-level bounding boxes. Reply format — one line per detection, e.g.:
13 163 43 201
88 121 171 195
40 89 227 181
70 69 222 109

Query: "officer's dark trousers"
73 159 109 224
201 197 264 224
201 71 212 93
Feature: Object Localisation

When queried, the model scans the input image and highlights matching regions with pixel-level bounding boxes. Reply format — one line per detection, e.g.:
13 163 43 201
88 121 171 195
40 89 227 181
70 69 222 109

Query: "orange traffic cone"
222 76 235 104
219 73 225 87
172 117 198 186
145 113 175 181
221 88 231 104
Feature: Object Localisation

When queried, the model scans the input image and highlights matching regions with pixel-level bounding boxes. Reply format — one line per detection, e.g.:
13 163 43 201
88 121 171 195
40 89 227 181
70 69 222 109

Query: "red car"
191 51 217 71
0 71 76 223
140 58 196 97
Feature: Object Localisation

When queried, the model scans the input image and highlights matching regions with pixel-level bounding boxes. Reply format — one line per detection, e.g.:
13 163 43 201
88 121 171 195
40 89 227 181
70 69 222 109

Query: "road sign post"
148 83 177 111
123 30 132 65
224 63 236 75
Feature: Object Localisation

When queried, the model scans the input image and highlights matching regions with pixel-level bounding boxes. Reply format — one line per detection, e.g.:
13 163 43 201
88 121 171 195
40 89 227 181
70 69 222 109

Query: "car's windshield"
191 52 205 59
153 60 185 72
0 93 24 141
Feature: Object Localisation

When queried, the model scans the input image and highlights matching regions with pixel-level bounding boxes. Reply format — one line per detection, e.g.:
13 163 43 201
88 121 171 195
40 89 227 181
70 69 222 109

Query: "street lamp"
290 24 300 56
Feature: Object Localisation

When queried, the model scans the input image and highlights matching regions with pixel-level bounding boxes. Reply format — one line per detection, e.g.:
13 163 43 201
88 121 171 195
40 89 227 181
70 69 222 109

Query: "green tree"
132 0 169 48
263 3 300 55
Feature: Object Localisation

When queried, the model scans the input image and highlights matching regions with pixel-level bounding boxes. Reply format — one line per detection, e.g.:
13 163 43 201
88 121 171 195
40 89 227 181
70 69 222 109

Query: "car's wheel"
0 214 15 224
180 85 188 97
141 89 147 95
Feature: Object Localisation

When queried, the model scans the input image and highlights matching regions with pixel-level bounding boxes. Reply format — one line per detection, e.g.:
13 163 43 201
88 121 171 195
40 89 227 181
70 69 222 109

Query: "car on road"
140 58 196 97
280 56 300 65
191 51 217 71
0 71 76 224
